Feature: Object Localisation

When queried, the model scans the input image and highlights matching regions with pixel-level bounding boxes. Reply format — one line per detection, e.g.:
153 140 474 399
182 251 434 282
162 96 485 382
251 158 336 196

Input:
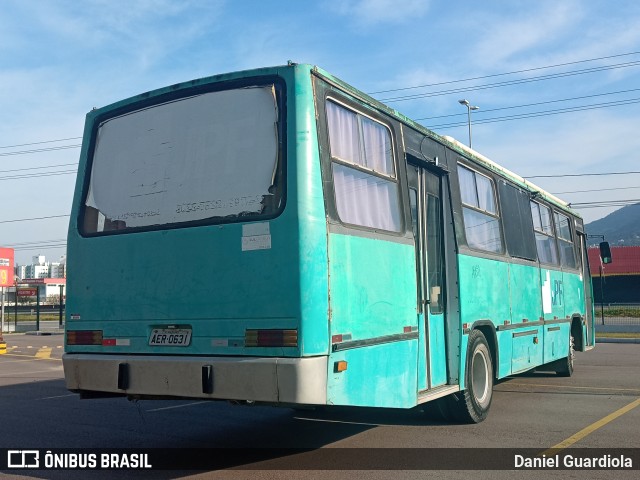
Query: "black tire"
554 334 575 377
446 330 493 423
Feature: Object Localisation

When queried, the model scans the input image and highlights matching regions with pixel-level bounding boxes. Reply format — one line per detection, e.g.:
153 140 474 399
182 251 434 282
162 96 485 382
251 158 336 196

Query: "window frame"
457 163 504 254
78 75 288 237
496 180 538 261
554 210 578 270
530 200 560 266
325 97 403 234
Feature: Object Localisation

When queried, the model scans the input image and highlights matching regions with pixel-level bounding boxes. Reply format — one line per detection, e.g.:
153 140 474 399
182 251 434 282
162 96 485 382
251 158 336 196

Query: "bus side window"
555 211 577 269
530 201 559 265
497 181 536 261
326 100 402 232
426 193 444 314
409 188 422 312
409 188 419 239
457 164 503 254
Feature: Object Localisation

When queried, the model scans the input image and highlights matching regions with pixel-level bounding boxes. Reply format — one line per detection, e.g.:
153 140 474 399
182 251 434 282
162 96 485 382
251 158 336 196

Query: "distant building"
15 254 66 280
588 246 640 304
25 264 49 279
15 264 27 280
2 255 66 304
50 262 65 278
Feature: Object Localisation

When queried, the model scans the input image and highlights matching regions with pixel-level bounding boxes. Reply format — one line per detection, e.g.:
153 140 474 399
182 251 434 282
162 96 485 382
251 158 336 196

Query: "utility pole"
458 99 479 148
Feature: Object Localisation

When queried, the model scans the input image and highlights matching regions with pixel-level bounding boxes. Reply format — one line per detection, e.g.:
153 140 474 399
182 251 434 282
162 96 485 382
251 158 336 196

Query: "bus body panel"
540 267 565 322
509 262 543 324
292 65 330 356
562 271 586 319
66 219 301 353
417 311 428 391
327 234 417 341
511 325 543 374
327 340 418 408
326 233 418 407
458 254 511 326
496 330 513 377
428 312 448 387
543 322 571 364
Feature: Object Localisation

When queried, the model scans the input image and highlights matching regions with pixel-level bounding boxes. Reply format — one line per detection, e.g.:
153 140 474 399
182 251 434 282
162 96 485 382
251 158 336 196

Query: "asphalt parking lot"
0 334 638 480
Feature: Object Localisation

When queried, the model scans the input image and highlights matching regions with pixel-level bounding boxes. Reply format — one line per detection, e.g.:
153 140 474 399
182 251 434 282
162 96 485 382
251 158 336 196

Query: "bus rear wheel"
446 329 493 423
553 334 574 377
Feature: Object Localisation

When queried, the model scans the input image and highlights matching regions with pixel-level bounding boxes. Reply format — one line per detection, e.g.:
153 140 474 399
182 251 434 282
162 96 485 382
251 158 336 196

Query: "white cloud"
483 111 637 173
2 0 225 78
475 109 640 223
468 2 583 69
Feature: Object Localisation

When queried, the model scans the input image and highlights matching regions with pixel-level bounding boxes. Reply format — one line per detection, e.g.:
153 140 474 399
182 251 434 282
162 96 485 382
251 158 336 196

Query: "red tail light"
67 330 103 346
245 329 298 347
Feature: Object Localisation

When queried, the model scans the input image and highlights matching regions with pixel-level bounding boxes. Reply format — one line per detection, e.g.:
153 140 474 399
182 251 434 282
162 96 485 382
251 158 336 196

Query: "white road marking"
147 401 209 412
39 393 77 400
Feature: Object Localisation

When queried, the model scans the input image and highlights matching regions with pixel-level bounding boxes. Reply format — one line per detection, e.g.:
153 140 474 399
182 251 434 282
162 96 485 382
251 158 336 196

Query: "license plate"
149 328 192 346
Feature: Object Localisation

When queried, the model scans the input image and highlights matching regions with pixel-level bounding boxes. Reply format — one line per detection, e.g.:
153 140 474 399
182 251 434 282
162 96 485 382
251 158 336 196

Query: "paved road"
0 334 638 480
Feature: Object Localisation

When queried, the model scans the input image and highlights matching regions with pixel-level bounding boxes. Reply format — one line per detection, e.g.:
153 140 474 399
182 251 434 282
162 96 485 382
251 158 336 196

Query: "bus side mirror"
599 241 612 264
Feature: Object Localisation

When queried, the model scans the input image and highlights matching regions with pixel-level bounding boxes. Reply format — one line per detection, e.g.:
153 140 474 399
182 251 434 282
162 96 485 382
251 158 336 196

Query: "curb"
595 337 640 344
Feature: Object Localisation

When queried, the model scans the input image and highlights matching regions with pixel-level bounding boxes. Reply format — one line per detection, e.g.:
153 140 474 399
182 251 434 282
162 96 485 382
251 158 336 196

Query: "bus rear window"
82 84 283 234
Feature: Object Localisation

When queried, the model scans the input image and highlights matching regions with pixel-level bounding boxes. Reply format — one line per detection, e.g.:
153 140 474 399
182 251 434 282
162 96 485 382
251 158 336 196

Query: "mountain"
584 202 640 246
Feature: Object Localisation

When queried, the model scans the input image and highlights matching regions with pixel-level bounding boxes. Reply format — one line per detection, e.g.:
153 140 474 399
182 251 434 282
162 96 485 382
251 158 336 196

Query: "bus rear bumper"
63 353 328 404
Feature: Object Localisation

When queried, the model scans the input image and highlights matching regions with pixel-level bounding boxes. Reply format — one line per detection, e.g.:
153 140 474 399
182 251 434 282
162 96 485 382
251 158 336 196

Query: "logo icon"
7 450 40 468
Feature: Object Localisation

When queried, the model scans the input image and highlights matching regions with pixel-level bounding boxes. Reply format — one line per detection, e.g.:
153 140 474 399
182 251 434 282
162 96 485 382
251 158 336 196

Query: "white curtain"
457 165 477 207
333 164 401 231
327 101 401 232
475 174 496 214
360 116 393 175
327 101 361 164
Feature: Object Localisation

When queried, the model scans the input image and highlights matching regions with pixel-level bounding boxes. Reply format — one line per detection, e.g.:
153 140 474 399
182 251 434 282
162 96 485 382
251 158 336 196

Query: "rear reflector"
67 330 103 346
334 361 348 373
245 329 298 347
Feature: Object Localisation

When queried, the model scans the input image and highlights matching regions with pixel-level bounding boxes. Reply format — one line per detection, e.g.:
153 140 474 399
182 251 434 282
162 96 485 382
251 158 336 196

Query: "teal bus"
63 63 596 423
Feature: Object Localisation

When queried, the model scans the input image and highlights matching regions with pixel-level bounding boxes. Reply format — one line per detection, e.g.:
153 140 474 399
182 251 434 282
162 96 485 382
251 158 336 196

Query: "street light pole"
458 99 479 148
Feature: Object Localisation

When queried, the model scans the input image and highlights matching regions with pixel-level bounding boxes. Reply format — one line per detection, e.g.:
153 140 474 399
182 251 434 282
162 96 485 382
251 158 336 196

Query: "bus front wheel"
447 329 493 423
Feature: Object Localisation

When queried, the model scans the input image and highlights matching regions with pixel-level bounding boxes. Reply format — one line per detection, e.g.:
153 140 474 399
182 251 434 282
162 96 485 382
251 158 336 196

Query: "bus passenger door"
408 164 448 391
577 231 595 348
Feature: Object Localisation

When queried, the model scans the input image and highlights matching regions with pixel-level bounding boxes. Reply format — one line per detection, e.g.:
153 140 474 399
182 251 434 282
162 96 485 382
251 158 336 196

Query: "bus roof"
87 62 579 219
441 136 570 210
310 64 580 219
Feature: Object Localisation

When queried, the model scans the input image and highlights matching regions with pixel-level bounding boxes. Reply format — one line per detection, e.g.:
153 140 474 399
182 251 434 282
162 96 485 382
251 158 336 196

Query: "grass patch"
5 313 63 322
596 332 640 339
597 307 640 318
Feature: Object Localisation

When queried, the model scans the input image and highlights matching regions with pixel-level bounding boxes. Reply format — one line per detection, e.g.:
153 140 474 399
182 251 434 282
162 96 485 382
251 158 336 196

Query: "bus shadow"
0 378 456 478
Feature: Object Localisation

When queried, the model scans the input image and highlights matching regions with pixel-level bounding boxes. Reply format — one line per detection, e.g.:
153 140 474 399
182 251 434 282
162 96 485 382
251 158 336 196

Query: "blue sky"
2 0 640 264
